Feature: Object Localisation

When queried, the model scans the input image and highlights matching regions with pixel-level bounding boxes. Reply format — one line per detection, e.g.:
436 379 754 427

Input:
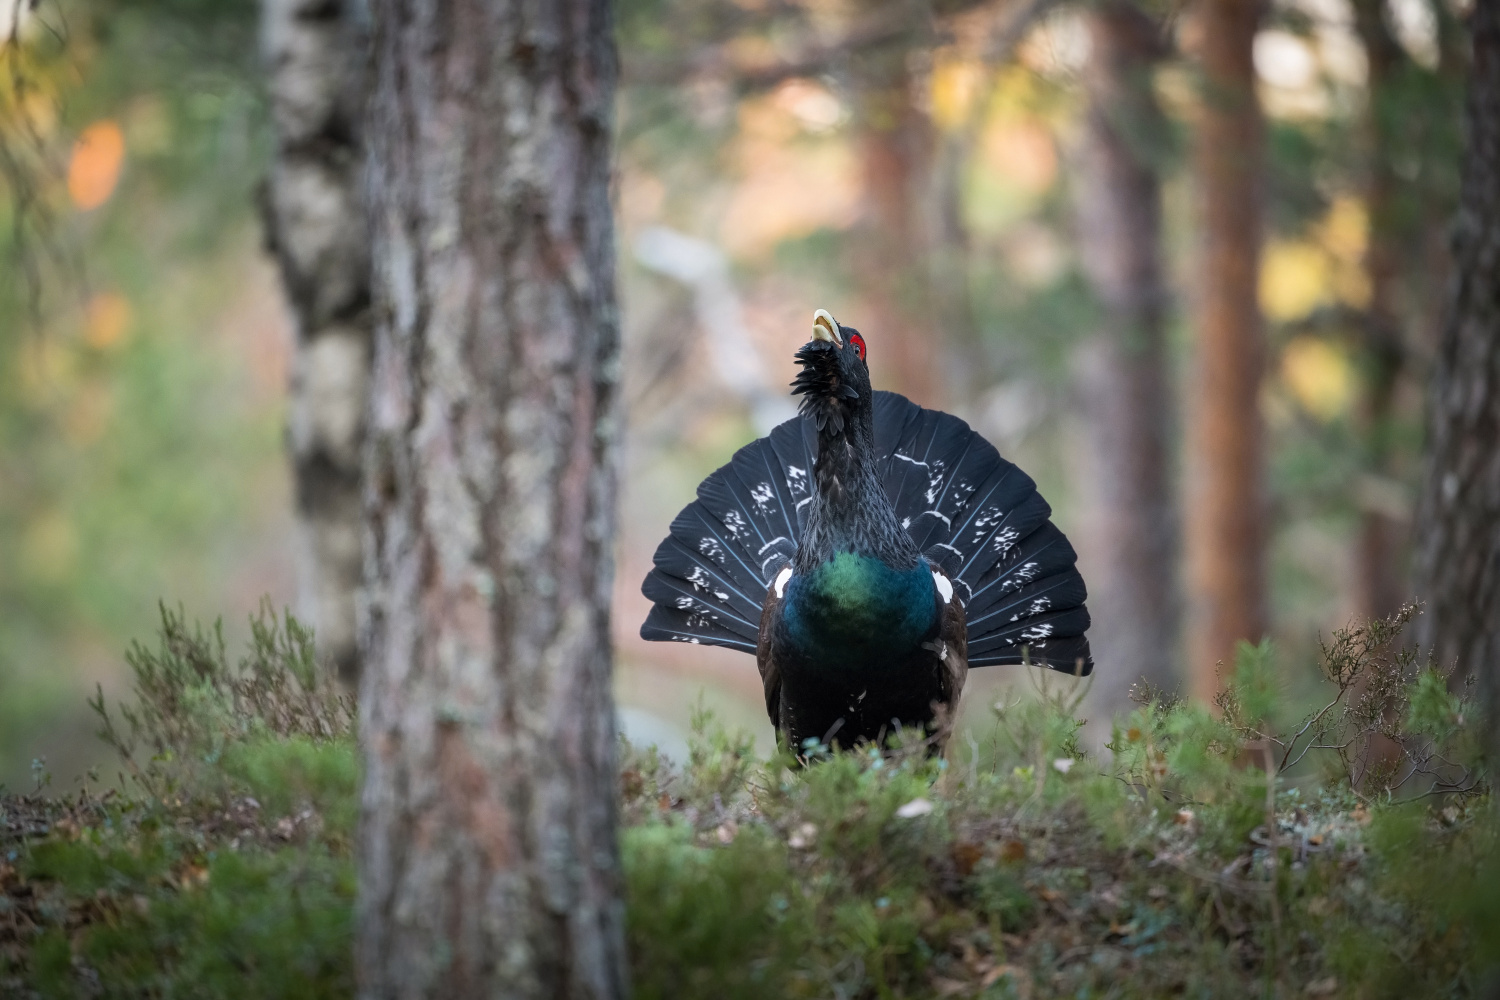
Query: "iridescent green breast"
779 552 937 671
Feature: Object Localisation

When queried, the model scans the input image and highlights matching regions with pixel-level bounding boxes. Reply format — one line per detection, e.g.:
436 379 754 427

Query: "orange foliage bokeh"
68 120 126 210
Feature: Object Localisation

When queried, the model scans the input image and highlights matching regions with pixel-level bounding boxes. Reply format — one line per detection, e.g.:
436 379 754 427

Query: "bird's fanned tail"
641 391 1092 675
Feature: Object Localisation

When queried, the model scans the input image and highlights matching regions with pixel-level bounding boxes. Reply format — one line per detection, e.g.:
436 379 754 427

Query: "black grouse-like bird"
641 310 1092 752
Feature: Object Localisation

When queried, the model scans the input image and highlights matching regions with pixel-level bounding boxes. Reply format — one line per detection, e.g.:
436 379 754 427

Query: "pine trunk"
1415 0 1500 736
1075 0 1178 710
1350 0 1411 625
851 48 943 406
357 1 627 996
1183 0 1267 699
261 0 372 682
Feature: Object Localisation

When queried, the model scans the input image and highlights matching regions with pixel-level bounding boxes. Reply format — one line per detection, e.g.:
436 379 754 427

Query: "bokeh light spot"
1260 241 1328 321
1282 337 1354 422
68 120 126 211
85 291 133 350
982 121 1057 194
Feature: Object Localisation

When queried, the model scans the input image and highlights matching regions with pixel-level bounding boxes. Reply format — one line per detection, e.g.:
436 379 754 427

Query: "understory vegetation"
1 604 1496 999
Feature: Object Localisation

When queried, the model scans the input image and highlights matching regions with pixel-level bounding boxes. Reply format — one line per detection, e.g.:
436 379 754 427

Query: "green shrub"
2 603 1495 999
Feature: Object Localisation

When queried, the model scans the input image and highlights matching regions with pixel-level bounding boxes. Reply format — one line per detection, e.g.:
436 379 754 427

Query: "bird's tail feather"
641 392 1092 675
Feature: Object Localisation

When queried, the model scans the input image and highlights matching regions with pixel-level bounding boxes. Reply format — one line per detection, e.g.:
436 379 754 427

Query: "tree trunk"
1350 0 1411 625
261 0 372 682
850 43 944 406
357 2 627 997
1183 0 1267 700
1415 0 1500 738
1074 0 1178 710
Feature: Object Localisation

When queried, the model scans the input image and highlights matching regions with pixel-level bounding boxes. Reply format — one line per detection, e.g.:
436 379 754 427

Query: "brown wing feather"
756 564 789 727
930 566 969 750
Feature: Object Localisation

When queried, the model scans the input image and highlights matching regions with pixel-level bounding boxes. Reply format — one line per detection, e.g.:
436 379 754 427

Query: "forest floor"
1 605 1498 999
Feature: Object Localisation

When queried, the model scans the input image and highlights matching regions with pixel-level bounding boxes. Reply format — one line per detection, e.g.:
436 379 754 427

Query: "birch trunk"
356 1 627 996
261 0 372 681
1074 0 1178 711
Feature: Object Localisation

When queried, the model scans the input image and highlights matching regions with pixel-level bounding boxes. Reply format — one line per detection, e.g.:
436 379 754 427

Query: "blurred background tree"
0 0 288 788
0 0 1477 781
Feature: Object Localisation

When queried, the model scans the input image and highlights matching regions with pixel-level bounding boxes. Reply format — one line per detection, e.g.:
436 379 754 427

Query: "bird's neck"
794 401 920 574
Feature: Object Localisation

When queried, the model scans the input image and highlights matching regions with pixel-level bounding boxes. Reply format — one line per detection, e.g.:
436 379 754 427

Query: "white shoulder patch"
932 571 953 604
774 566 793 599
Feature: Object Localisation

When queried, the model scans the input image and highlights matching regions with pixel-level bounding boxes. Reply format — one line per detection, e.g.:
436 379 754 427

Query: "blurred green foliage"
0 0 275 786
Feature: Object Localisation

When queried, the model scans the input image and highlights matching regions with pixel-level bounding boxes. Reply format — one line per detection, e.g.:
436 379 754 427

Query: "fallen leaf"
1000 839 1027 863
1305 975 1339 996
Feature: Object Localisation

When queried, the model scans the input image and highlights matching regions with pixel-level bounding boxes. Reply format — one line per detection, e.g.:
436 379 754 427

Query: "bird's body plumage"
641 313 1091 752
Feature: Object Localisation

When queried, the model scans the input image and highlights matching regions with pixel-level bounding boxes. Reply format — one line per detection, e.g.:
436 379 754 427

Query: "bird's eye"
849 333 867 362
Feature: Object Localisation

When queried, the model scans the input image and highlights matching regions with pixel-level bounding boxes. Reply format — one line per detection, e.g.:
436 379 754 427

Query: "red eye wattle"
850 332 867 361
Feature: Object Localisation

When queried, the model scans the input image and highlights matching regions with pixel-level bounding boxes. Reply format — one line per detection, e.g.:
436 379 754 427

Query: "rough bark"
1350 0 1412 624
1183 0 1267 700
1074 0 1178 711
261 0 372 682
1415 0 1500 742
357 1 626 997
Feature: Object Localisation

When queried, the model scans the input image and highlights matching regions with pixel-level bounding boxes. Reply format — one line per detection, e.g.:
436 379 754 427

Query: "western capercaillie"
641 310 1093 753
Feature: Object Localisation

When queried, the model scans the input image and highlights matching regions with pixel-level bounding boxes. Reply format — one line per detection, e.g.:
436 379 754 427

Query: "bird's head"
791 309 870 436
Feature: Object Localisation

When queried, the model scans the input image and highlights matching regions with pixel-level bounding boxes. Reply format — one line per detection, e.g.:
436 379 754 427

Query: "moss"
624 821 805 999
220 735 359 838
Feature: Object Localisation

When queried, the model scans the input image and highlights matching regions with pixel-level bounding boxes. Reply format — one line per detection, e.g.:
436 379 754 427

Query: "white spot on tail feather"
991 526 1020 554
721 509 748 539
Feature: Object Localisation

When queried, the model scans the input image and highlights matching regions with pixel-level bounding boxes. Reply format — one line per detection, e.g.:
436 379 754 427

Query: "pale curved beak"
812 309 843 347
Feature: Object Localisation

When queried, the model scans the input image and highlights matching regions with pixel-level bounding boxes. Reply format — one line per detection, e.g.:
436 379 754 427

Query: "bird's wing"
935 565 968 708
872 391 1093 675
755 566 788 726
